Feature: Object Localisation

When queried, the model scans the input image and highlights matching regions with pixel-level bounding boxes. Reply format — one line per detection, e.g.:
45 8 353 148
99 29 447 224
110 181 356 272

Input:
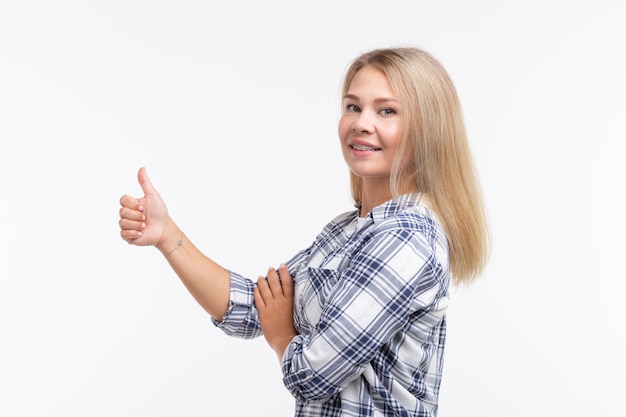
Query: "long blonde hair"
341 47 490 283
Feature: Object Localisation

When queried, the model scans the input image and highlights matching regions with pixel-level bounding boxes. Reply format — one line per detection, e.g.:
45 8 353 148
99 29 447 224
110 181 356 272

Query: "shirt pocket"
295 267 340 334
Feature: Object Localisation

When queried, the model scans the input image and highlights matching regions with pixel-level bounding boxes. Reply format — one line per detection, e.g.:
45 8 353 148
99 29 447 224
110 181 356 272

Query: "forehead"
347 66 395 97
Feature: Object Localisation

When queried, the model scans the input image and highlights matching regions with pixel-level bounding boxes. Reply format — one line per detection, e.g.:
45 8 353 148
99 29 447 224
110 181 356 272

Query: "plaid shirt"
215 193 450 417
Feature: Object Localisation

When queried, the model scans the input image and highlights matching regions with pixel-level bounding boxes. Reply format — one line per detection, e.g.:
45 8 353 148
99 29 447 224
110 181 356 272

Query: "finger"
119 206 146 222
278 264 294 297
256 276 273 298
254 278 267 309
118 217 145 232
266 267 283 297
137 167 159 196
119 194 143 210
120 229 143 241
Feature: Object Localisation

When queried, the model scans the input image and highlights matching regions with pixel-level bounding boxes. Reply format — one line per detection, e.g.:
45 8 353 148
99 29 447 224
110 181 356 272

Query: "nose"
352 111 374 134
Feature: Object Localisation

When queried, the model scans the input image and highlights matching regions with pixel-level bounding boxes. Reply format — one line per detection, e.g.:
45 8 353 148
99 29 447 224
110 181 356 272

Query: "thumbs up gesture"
119 167 170 247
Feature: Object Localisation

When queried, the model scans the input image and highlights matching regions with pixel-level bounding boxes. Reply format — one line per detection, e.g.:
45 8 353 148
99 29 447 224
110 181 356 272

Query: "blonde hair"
341 47 490 283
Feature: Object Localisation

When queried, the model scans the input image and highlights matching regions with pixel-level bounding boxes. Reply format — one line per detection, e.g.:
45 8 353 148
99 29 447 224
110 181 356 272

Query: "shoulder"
374 197 444 239
370 199 449 267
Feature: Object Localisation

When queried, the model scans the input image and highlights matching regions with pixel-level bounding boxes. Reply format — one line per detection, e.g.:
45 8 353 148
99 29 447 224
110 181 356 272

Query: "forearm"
156 221 231 322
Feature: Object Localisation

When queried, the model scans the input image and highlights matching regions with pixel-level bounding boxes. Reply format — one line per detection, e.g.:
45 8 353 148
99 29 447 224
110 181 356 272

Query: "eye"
345 104 361 113
380 108 396 116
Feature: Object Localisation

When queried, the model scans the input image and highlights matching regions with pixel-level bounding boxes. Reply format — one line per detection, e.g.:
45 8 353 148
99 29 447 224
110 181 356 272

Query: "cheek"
338 114 352 139
387 122 404 147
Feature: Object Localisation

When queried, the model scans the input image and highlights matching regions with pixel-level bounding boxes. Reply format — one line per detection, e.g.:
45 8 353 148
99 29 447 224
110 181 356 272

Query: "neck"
359 179 393 217
358 177 420 217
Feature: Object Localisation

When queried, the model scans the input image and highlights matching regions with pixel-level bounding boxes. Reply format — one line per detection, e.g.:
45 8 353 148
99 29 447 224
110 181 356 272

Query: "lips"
350 143 381 151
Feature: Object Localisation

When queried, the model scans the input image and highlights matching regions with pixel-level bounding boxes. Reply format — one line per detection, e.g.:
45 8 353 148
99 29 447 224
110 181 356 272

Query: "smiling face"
338 65 404 191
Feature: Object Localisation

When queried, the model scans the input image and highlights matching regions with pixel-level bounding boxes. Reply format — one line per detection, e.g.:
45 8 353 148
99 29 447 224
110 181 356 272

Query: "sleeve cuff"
211 271 262 339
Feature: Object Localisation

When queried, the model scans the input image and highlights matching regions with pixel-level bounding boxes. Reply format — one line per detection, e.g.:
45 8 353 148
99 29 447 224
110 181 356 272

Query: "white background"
1 1 624 416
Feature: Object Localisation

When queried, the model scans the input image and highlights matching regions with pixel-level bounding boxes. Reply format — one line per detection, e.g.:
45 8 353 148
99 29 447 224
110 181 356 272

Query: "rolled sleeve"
281 334 331 402
212 271 262 339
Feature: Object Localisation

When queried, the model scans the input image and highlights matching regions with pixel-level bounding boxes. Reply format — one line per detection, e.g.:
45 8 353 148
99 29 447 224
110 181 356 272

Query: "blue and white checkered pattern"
215 193 450 417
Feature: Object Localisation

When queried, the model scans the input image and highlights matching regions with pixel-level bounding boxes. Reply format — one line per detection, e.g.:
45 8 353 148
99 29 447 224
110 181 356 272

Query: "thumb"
137 167 158 196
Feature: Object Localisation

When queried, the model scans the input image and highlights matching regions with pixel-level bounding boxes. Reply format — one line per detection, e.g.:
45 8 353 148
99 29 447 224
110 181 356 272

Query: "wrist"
271 333 296 362
164 232 184 258
156 221 183 255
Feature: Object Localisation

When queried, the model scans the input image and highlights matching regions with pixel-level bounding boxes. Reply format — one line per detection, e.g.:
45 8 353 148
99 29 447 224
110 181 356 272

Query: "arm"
280 225 448 402
118 167 230 321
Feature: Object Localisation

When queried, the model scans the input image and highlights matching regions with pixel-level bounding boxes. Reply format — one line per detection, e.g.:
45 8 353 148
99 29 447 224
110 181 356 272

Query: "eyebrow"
343 93 398 104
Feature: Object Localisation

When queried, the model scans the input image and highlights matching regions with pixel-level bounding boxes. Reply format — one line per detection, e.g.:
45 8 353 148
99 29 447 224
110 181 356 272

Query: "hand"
254 264 297 361
118 167 171 247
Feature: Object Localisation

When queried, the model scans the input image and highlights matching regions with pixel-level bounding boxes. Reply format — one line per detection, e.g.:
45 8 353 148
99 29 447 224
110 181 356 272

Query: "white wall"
1 1 624 416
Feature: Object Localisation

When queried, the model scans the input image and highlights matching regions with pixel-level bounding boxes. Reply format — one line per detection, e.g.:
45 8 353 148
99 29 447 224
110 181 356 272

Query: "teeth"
352 144 379 151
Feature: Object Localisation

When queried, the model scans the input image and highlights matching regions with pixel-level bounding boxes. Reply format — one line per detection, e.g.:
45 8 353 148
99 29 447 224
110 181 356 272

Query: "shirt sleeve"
281 222 447 402
211 271 262 339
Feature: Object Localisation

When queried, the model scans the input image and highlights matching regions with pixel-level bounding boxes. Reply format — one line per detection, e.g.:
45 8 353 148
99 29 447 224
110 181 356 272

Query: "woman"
119 47 489 416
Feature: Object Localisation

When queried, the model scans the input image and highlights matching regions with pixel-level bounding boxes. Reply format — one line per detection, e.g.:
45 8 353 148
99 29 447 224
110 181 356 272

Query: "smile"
351 144 381 151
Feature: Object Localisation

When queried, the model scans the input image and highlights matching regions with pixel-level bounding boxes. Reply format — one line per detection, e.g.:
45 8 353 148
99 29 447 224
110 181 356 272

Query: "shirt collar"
354 192 424 223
